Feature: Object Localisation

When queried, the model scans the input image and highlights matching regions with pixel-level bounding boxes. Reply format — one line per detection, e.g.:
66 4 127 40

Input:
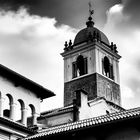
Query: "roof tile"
23 107 140 140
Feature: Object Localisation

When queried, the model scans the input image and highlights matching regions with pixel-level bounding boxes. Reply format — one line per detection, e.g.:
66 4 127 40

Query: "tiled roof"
106 100 125 111
40 98 124 119
39 105 73 118
88 97 125 111
23 107 140 140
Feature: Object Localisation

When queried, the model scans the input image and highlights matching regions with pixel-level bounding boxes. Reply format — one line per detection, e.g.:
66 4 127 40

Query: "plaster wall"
89 100 110 117
79 93 120 120
0 76 40 116
79 93 91 120
79 92 111 120
38 112 73 127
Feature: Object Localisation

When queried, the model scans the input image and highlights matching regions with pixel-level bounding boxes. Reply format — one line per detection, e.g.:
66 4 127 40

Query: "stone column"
10 103 16 121
0 97 5 117
21 107 28 126
32 113 38 126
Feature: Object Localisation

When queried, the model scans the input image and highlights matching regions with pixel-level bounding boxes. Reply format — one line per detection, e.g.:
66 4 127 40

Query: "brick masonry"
64 73 120 106
96 74 121 106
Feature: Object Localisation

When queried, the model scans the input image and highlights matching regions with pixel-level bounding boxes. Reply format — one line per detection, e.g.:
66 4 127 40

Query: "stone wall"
64 74 97 106
64 73 121 106
96 74 121 106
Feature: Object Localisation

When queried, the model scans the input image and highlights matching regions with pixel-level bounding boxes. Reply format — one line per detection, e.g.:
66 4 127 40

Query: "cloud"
105 0 140 32
104 2 140 109
0 7 77 111
121 86 134 98
1 0 140 111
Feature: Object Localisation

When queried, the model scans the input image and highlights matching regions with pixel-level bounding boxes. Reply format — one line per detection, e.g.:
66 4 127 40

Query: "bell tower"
61 8 121 107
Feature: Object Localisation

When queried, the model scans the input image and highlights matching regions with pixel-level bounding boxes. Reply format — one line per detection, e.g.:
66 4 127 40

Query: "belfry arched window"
102 56 114 80
72 55 87 78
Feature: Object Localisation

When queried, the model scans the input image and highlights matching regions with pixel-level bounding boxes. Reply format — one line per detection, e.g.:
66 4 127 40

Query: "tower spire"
86 2 94 27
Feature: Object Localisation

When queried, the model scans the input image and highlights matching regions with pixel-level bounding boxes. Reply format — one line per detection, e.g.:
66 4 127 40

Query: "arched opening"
104 56 110 76
102 56 114 80
3 94 14 119
76 55 85 76
72 55 88 78
27 104 36 127
16 99 25 123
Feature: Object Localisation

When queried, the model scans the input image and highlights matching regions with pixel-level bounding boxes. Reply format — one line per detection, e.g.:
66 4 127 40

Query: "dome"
73 27 110 45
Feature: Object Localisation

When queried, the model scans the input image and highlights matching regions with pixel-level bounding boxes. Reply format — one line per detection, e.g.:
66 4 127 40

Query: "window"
72 61 77 78
102 56 114 80
16 99 25 123
3 94 13 119
72 55 88 78
27 104 36 127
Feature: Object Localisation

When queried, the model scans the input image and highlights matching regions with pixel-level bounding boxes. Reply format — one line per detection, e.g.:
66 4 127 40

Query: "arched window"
104 56 110 76
72 55 88 78
102 56 114 80
16 99 25 123
27 104 36 127
3 94 13 118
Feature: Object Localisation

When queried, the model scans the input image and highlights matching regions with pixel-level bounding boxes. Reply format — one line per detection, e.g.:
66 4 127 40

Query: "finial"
69 40 72 47
69 40 73 50
86 2 94 27
64 41 68 51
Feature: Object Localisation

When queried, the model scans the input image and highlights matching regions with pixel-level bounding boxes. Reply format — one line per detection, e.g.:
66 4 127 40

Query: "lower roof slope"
0 116 35 134
23 106 140 140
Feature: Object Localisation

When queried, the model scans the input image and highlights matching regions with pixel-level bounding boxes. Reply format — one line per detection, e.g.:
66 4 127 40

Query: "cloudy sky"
0 0 139 111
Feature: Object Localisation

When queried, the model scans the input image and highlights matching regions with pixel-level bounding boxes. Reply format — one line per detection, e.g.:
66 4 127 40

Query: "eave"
0 64 55 100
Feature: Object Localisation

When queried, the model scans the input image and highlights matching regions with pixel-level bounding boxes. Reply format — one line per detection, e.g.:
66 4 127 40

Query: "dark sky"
122 0 140 29
0 0 121 28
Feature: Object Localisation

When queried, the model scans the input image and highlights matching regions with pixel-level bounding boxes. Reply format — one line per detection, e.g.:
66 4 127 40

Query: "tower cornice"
61 41 121 60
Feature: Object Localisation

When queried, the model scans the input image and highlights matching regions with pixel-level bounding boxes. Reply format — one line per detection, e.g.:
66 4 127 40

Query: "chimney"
73 99 79 122
73 89 89 120
75 89 88 107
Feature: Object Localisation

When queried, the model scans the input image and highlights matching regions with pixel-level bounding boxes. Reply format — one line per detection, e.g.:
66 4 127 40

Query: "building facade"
24 10 140 140
62 16 121 107
1 6 140 140
0 64 54 139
